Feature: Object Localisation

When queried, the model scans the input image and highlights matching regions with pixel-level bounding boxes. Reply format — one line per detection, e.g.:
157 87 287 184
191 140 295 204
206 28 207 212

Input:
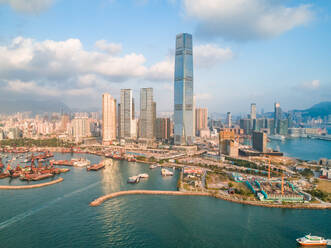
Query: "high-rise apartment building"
60 114 69 132
250 103 256 120
155 118 171 140
71 116 90 142
102 93 116 144
139 88 155 139
195 108 208 136
252 131 267 153
120 89 136 139
174 33 194 145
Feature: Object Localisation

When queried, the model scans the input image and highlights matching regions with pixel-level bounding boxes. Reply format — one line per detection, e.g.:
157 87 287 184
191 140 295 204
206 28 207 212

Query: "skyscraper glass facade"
174 33 194 145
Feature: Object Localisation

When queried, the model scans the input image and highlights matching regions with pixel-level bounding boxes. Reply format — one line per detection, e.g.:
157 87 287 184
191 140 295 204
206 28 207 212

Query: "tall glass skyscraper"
174 33 194 145
139 88 155 139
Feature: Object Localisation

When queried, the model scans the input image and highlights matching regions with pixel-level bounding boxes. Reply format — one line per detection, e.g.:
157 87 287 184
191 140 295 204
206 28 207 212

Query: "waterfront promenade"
0 177 63 190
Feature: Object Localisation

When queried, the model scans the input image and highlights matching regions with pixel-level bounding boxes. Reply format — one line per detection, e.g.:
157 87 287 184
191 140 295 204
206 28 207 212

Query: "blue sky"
0 0 330 115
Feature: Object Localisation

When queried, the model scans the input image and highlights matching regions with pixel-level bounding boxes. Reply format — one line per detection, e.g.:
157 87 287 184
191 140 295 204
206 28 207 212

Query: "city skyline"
0 0 330 114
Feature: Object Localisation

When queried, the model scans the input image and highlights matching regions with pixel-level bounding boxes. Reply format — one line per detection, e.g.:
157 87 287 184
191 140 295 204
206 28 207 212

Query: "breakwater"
90 190 211 206
0 177 63 190
90 189 331 209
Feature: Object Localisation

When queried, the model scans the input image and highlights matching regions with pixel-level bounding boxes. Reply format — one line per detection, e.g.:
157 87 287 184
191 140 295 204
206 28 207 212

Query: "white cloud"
300 80 320 90
95 40 122 55
195 93 213 100
5 80 61 97
194 44 233 68
0 37 233 109
183 0 313 41
0 0 53 14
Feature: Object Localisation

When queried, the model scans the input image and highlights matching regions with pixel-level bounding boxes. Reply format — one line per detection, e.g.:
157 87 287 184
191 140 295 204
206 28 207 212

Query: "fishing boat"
296 234 327 246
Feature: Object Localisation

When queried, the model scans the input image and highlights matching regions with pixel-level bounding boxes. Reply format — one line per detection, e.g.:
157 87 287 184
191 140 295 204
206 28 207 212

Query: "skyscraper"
274 102 282 134
250 103 257 131
174 33 194 145
139 88 155 139
120 89 136 139
102 93 116 144
226 112 232 128
195 108 208 136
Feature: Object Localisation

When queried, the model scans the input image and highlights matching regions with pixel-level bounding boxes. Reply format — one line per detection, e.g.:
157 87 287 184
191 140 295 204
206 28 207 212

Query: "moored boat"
73 158 90 167
87 162 105 171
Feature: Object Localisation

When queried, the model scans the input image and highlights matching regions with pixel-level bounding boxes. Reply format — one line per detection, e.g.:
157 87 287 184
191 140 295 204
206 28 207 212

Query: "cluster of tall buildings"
239 102 289 136
101 33 198 146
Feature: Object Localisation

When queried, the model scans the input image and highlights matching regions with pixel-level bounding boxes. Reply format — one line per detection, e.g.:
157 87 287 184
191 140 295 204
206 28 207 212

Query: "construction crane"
268 158 271 180
281 174 284 195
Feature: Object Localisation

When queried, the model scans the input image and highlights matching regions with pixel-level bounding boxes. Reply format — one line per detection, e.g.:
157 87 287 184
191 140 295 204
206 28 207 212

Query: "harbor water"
268 138 331 161
0 153 330 248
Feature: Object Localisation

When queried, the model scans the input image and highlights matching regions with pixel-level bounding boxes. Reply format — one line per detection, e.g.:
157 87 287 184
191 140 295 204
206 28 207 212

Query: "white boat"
138 173 149 178
127 176 140 183
73 158 90 167
149 164 157 169
268 134 286 141
161 168 173 176
296 234 327 246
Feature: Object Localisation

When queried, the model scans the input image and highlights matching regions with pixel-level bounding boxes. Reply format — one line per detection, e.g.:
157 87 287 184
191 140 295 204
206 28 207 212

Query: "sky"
0 0 331 116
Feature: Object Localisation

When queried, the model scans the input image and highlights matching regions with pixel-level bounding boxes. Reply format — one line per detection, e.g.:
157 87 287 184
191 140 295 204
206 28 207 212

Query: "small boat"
296 234 327 246
87 162 105 171
127 176 140 184
73 158 90 167
149 164 157 169
161 168 173 176
138 173 149 178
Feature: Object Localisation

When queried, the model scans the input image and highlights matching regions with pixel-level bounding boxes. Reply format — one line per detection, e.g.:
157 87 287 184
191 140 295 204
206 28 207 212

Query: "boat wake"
0 181 100 231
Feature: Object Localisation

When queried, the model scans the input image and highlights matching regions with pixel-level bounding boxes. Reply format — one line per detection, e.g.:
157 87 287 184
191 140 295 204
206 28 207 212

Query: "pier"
0 177 63 190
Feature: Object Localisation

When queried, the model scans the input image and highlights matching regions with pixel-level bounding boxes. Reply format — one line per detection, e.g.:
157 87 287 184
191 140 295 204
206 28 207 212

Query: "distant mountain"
0 99 71 114
293 101 331 118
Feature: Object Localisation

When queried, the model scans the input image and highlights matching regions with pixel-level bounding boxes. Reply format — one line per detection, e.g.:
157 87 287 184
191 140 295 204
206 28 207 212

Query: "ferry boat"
296 234 327 246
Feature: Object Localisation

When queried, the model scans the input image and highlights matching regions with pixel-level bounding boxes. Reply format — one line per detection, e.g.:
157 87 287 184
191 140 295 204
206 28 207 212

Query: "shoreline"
89 189 331 209
0 177 63 190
